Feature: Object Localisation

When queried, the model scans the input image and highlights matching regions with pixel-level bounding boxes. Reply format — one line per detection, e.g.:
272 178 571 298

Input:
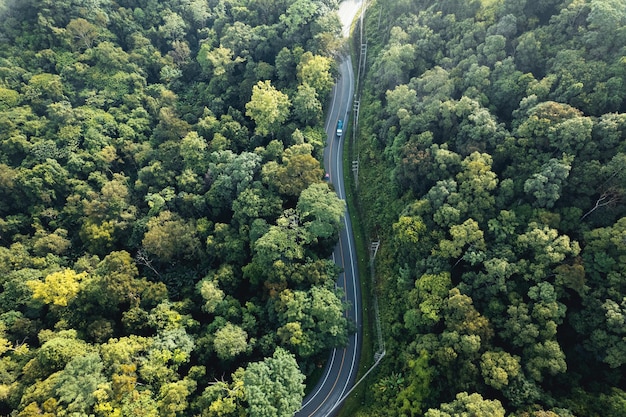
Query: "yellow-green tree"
245 81 291 136
28 269 87 307
297 52 334 98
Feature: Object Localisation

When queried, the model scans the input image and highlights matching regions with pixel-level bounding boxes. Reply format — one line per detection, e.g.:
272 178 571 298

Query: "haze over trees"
353 0 626 416
0 0 348 415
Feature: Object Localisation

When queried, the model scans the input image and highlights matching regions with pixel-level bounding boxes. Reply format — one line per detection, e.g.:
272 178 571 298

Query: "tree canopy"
353 0 626 416
0 0 348 414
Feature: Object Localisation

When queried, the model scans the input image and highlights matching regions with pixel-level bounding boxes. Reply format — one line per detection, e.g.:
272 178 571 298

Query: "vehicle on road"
297 57 360 417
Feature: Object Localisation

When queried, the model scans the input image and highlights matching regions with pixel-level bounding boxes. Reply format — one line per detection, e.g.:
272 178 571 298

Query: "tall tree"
296 182 345 240
297 52 334 98
293 83 323 125
523 155 573 208
213 323 249 361
243 348 305 417
142 211 201 262
56 353 106 414
27 269 86 307
424 392 505 417
245 81 291 137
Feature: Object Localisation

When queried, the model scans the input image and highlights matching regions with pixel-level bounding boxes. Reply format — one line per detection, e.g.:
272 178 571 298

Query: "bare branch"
580 188 622 221
135 248 161 278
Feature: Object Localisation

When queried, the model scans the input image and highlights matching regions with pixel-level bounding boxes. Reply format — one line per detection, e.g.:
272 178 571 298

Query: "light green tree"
276 153 324 197
274 286 347 357
197 45 245 77
297 52 334 98
395 351 432 417
245 81 291 136
158 9 187 42
197 279 225 314
65 18 100 50
231 186 282 231
198 368 245 416
480 350 521 390
213 323 248 361
253 211 309 267
524 340 567 382
56 353 106 414
437 219 486 265
206 150 262 212
33 330 92 376
157 378 197 417
243 348 305 417
372 28 416 90
293 83 323 125
425 392 505 417
456 152 499 222
405 272 452 330
393 214 428 261
516 223 580 282
296 182 345 240
142 211 200 262
179 131 209 173
121 389 159 417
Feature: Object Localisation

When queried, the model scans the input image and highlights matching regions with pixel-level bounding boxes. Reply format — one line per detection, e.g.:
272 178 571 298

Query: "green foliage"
274 286 348 358
297 182 346 239
213 323 248 360
198 45 245 78
253 210 309 268
354 0 626 415
425 392 505 417
205 150 262 213
142 211 201 262
395 351 432 416
27 269 86 307
480 350 521 390
157 378 197 417
245 80 291 136
32 330 92 377
297 52 334 98
293 83 323 125
56 353 106 413
197 279 225 314
243 348 305 417
197 368 245 416
275 152 325 197
0 0 347 414
523 156 573 208
405 272 452 331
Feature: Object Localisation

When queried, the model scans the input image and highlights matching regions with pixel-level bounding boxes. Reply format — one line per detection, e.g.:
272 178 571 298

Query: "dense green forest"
353 0 626 416
0 0 350 415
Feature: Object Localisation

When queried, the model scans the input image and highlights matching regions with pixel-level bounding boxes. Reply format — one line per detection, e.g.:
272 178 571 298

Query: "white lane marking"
333 57 361 408
299 57 348 414
300 347 339 409
301 53 360 417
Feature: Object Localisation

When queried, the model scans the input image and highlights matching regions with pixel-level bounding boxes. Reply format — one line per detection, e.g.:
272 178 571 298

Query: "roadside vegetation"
353 0 626 416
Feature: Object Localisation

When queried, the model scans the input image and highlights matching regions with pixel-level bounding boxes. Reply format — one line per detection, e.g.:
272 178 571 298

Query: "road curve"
295 22 362 417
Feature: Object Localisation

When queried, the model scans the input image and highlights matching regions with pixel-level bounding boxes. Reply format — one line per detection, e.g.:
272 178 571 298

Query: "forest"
3 0 626 416
0 0 350 415
352 0 626 416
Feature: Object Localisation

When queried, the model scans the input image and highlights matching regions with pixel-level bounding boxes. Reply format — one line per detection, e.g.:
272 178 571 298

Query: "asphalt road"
295 48 362 417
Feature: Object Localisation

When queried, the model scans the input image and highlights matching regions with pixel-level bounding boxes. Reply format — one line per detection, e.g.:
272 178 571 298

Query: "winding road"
296 2 362 416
